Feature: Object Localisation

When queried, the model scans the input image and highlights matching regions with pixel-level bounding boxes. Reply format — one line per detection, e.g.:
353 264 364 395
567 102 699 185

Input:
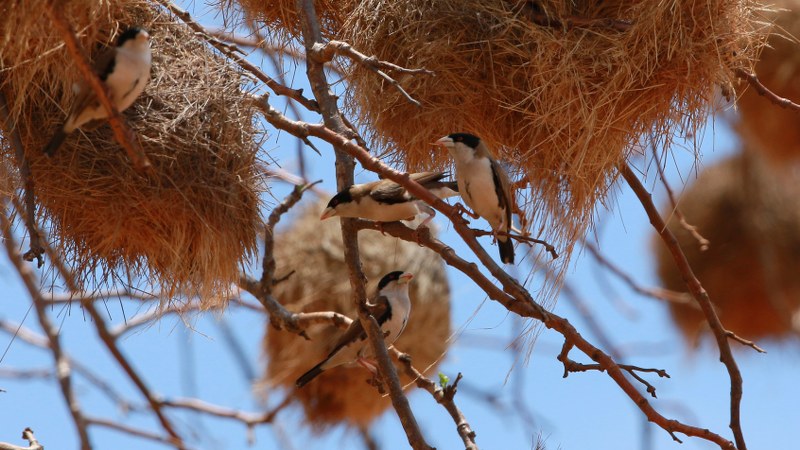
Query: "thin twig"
41 241 185 448
0 89 44 267
396 353 479 450
314 40 432 107
736 68 800 112
45 6 151 170
651 140 710 251
621 164 747 450
584 242 693 305
156 0 320 113
0 211 93 450
470 229 558 259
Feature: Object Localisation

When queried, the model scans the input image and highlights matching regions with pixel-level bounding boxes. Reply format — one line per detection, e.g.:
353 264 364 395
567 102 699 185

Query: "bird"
320 171 459 227
295 271 414 388
436 133 515 264
43 27 152 156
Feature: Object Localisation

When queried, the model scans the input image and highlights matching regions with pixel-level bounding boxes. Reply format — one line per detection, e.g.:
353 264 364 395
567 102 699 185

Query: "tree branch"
621 163 748 450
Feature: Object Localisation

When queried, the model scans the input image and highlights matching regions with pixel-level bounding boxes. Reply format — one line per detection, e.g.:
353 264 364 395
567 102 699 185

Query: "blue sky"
1 2 799 450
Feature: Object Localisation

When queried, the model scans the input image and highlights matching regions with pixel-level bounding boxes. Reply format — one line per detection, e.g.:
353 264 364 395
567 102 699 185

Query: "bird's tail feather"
295 361 326 388
499 237 515 265
43 128 67 157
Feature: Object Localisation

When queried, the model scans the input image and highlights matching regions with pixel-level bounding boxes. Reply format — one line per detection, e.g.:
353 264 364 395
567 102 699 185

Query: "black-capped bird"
320 171 458 227
43 27 152 156
437 133 515 264
295 271 414 388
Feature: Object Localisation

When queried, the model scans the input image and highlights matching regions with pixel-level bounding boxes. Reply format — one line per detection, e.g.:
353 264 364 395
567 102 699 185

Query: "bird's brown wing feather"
370 172 447 204
323 294 390 357
490 159 513 227
66 46 117 119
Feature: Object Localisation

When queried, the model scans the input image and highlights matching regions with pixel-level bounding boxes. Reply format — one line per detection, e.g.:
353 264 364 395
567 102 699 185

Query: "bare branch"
651 140 710 251
45 6 151 170
1 211 93 450
363 316 433 450
584 242 693 305
395 353 479 450
736 68 800 112
0 89 43 266
156 0 320 113
315 40 432 107
621 163 748 450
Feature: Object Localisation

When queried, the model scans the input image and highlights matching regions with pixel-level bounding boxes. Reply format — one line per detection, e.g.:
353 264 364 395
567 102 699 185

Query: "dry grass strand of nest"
655 151 800 346
341 0 769 270
262 200 451 428
220 0 346 42
0 0 264 304
735 0 800 165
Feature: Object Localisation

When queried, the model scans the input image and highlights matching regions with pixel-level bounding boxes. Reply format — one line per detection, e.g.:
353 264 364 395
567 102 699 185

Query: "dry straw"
0 0 264 303
655 152 800 346
263 200 451 428
339 0 769 257
735 0 800 164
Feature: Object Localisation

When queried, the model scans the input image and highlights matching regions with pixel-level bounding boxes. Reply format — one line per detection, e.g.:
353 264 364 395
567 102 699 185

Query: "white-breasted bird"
295 271 414 388
436 133 515 264
43 27 152 156
320 171 458 227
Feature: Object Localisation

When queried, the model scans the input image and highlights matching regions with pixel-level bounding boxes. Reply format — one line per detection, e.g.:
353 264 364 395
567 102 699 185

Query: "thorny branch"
45 5 151 170
621 164 748 450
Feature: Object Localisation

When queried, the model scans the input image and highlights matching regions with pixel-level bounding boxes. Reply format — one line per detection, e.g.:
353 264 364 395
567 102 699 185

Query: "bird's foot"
357 357 379 374
454 202 479 220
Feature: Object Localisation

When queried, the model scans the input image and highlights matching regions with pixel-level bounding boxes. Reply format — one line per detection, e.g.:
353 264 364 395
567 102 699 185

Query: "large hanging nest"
339 0 769 257
655 152 800 346
0 0 264 303
263 200 451 428
227 0 344 41
735 0 800 165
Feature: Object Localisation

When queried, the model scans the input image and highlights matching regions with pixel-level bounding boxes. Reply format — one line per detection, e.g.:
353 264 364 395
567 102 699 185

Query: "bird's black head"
325 189 353 209
378 271 406 291
117 27 148 46
447 133 481 149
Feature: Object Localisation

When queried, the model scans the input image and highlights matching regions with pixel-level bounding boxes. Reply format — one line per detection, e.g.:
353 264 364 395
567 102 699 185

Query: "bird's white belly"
358 197 420 222
458 160 505 229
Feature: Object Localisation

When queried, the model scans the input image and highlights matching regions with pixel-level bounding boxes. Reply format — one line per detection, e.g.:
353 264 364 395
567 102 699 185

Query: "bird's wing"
370 172 449 203
490 159 514 227
324 317 367 358
369 179 412 204
323 293 391 357
66 46 117 118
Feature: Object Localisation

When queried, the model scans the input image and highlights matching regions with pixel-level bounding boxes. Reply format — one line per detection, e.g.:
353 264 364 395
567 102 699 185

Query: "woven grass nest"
655 152 800 346
735 0 800 164
0 1 264 302
263 200 451 428
239 0 769 259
